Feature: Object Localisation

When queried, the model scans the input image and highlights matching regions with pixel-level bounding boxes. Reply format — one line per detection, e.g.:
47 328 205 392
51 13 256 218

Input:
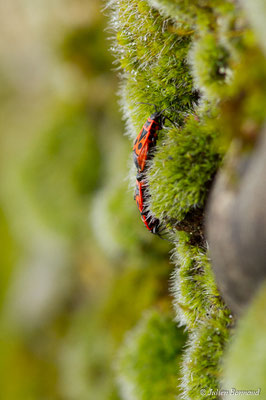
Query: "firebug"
134 175 160 234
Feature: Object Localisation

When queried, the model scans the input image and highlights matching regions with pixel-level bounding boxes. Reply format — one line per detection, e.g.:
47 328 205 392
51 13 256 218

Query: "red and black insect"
133 114 161 172
134 175 160 234
133 104 174 234
133 104 173 173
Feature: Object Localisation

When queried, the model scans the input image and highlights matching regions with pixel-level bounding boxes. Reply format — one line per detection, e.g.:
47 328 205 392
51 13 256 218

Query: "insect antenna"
136 102 157 113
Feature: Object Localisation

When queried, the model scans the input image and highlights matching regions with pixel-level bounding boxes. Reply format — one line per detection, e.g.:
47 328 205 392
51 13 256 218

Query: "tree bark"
206 127 266 315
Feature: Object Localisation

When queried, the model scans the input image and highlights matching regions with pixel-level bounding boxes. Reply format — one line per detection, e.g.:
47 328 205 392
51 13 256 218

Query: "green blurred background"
0 1 176 399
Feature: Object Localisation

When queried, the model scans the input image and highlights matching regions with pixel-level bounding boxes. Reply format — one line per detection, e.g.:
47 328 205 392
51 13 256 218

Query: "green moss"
171 232 233 399
109 0 198 138
172 232 212 328
116 310 186 400
148 0 234 29
148 115 221 224
182 321 230 400
171 232 232 327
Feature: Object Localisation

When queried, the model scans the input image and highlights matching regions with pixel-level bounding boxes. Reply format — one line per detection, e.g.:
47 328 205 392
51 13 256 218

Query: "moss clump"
116 310 187 400
221 282 266 400
171 232 217 329
171 232 233 399
148 0 234 29
148 115 221 225
109 0 198 138
181 322 230 400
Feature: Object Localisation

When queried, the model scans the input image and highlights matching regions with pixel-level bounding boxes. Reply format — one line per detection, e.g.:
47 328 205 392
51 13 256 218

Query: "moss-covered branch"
107 0 266 399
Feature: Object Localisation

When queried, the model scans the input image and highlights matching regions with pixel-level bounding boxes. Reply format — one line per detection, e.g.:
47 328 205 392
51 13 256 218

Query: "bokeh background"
0 1 173 399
